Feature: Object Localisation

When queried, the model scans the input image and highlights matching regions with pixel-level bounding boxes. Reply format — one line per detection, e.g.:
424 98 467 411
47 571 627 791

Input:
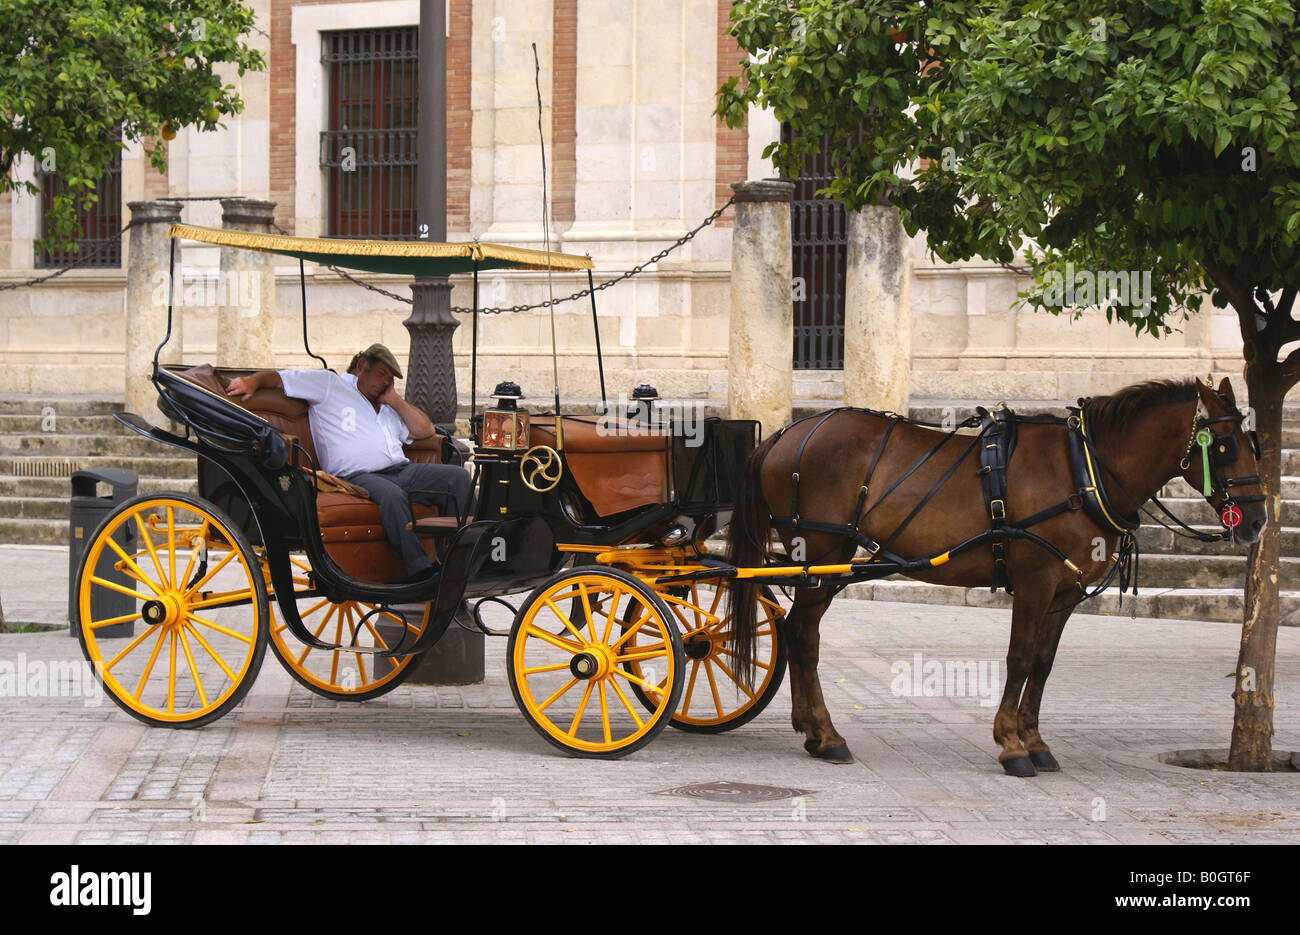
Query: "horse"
725 377 1267 776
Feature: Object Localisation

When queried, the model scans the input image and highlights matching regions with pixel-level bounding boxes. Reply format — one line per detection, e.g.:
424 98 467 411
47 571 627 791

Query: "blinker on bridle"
1179 392 1263 510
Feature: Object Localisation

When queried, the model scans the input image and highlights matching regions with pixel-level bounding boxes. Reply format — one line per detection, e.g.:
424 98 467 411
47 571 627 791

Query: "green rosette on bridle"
1195 428 1214 496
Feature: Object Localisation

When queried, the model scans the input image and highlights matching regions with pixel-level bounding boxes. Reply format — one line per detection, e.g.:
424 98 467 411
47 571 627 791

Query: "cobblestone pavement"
1 545 1298 844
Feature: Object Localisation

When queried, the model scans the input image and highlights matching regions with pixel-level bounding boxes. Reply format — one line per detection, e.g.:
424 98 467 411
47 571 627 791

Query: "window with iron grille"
36 130 123 269
783 124 848 370
321 27 419 240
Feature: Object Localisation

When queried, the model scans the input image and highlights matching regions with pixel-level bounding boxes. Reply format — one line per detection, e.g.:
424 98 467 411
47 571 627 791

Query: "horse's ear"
1217 377 1236 404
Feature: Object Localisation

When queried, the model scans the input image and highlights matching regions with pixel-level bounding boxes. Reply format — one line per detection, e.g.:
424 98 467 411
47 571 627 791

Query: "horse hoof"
1000 755 1037 777
1029 750 1060 772
805 739 854 763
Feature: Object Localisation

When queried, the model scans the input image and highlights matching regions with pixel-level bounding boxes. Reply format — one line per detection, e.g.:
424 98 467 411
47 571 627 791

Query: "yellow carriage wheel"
267 556 433 701
624 581 786 733
507 568 684 758
74 493 268 728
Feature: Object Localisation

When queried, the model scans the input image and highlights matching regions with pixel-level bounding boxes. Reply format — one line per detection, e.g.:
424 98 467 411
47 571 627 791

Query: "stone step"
0 455 198 480
0 412 137 435
1148 497 1291 526
0 395 123 416
0 475 196 499
844 579 1300 625
0 497 68 521
1135 524 1300 555
1159 476 1300 500
0 516 72 545
1131 553 1299 589
0 433 188 457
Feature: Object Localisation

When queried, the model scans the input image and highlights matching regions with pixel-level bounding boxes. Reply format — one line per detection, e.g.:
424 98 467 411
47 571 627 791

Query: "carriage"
73 223 1266 771
72 223 786 758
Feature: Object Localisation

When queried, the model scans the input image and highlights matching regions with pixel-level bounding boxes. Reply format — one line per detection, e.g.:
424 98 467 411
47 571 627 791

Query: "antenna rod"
533 42 562 448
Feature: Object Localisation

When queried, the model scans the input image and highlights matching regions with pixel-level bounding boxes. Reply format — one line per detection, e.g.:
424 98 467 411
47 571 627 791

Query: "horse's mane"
1083 379 1197 438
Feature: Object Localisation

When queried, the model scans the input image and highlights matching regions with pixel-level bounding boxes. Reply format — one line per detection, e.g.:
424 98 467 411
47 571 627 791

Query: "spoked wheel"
266 556 434 702
624 581 786 733
508 567 685 758
74 493 269 728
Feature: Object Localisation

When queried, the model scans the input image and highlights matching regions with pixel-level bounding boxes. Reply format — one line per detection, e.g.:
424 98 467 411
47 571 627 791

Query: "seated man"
227 344 472 581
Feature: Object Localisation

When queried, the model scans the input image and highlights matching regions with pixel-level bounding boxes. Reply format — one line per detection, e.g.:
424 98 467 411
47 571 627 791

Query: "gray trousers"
345 462 474 576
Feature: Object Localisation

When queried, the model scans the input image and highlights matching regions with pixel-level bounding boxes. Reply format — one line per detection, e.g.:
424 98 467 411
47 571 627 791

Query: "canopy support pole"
301 259 328 369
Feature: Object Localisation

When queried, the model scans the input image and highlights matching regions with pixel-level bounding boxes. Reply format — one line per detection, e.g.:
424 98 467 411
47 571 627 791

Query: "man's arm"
379 386 435 440
226 371 283 401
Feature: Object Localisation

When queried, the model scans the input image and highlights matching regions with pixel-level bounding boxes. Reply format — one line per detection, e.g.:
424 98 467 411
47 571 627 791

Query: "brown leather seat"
529 416 668 517
172 364 452 583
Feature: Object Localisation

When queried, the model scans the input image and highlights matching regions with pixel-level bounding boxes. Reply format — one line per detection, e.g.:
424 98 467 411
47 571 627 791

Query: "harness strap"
789 410 842 526
864 427 962 520
874 432 984 559
850 416 900 529
977 404 1017 592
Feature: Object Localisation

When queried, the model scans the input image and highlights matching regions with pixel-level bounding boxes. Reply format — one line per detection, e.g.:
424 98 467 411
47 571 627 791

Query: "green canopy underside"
168 224 594 275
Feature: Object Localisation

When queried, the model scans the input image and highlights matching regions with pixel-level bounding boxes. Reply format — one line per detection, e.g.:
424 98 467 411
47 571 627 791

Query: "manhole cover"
657 780 812 803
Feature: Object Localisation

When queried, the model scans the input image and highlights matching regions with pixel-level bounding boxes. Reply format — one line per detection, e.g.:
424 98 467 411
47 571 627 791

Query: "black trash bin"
69 468 139 639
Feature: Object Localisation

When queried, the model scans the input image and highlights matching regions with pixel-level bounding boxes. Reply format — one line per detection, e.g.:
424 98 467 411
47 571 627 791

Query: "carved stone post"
843 206 911 413
217 198 277 368
727 180 795 437
124 200 183 426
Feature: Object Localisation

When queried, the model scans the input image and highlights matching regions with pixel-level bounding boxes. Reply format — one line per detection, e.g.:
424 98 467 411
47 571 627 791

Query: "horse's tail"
725 430 781 689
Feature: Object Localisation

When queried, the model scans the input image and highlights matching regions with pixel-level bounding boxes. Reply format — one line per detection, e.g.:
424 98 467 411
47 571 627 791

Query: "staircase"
0 395 196 545
2 392 1296 625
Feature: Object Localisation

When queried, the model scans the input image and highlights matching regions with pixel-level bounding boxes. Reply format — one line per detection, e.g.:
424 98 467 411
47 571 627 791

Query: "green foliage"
718 0 1300 337
0 0 265 251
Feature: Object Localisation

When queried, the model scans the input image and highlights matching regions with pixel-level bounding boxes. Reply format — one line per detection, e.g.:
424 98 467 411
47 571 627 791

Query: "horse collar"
1066 407 1141 534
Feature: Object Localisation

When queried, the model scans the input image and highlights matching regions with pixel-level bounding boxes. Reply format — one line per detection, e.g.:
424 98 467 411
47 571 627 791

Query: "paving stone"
0 544 1297 844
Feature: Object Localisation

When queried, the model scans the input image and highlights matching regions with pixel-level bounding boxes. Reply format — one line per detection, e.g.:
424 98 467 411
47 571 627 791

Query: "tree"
718 0 1300 770
0 0 265 251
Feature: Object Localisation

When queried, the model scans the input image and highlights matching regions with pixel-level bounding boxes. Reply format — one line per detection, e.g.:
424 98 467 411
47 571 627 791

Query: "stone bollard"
217 198 277 369
842 205 911 414
727 180 795 437
124 201 183 426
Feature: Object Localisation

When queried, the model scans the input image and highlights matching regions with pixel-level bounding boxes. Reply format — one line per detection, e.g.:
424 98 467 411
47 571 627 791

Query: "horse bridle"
1178 394 1264 513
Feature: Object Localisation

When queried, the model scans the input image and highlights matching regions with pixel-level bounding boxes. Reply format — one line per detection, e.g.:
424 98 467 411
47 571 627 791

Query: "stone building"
0 0 1250 408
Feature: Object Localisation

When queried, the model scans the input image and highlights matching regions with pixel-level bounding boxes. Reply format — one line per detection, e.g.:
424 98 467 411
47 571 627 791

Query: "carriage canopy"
167 224 595 276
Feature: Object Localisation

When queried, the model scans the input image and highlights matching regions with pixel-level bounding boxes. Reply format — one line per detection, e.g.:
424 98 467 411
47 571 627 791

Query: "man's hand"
226 371 281 401
380 386 435 440
226 376 257 400
378 384 403 410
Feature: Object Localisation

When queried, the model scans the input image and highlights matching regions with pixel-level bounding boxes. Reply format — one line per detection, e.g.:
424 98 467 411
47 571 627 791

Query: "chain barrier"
3 195 735 311
0 194 231 292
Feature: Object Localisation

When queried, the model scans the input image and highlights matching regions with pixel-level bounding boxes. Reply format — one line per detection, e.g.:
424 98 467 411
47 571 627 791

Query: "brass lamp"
481 381 530 452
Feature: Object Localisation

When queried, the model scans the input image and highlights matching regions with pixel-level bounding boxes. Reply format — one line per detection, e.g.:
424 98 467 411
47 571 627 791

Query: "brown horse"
726 378 1266 776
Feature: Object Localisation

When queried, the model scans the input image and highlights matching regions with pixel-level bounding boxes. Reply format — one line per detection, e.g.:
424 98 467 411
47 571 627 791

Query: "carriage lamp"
627 384 659 423
481 381 531 452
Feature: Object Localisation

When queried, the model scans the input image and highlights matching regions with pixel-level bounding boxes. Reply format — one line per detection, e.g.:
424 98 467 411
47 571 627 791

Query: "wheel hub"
569 645 612 680
683 637 712 661
140 592 185 629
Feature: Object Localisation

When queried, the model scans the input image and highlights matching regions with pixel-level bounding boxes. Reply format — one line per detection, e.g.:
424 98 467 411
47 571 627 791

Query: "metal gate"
784 125 847 370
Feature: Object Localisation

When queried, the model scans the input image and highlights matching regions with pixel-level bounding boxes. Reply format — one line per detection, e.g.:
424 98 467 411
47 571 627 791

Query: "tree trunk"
1228 348 1283 770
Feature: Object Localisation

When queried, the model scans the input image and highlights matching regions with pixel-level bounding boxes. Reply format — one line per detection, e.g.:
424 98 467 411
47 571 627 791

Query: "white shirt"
278 370 411 477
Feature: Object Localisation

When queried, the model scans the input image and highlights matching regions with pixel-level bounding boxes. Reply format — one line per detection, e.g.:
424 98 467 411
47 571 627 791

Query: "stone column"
842 206 911 413
124 200 183 426
727 180 794 436
217 198 277 368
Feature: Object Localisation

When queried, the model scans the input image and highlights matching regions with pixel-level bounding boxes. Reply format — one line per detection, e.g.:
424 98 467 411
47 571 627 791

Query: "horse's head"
1177 378 1266 544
